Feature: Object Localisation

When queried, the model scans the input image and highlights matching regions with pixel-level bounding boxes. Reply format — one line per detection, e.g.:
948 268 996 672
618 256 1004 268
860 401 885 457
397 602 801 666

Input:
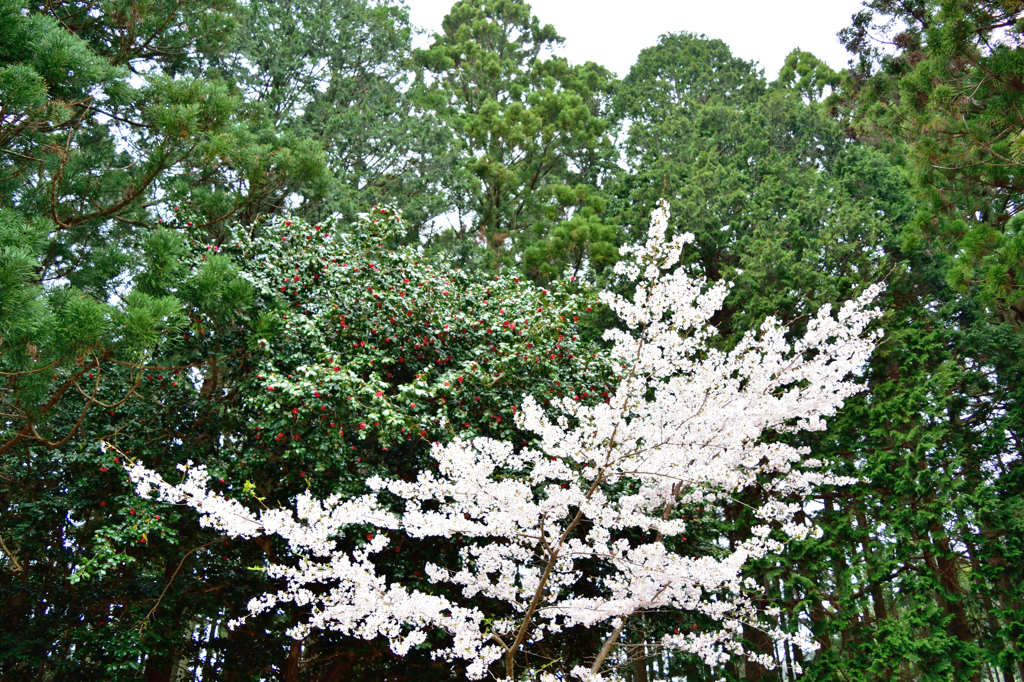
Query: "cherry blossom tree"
127 201 883 681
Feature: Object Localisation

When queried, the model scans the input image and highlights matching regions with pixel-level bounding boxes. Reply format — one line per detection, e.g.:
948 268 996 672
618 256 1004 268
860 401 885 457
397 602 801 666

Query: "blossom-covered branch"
129 201 883 681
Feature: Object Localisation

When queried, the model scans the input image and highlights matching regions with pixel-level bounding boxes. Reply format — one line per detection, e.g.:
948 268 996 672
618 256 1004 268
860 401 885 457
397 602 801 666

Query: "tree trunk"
629 628 649 682
922 535 981 682
283 636 302 682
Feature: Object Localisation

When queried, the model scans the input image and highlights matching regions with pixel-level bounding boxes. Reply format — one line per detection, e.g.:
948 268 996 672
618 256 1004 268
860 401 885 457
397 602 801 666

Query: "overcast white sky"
406 0 866 80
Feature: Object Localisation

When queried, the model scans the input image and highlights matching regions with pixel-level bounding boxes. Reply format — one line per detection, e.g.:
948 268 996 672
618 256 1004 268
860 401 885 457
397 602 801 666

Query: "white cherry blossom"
129 200 882 680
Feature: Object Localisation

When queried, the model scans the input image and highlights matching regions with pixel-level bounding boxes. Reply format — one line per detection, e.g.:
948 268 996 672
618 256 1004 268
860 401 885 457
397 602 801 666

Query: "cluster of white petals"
129 201 882 680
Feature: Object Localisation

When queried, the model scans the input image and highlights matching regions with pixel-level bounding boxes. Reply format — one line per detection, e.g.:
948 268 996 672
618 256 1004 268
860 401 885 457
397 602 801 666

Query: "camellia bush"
127 202 883 680
231 205 610 471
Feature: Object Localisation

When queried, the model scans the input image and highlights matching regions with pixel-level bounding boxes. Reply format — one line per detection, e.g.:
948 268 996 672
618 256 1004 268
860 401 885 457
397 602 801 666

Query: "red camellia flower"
360 423 366 429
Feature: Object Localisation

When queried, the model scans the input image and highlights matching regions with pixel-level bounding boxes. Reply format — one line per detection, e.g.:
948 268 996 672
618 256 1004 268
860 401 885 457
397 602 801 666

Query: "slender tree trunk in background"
963 535 1017 682
143 558 187 682
855 512 888 625
855 509 893 682
782 634 794 682
805 563 832 656
283 627 302 682
907 447 980 682
823 490 861 659
921 531 981 682
743 593 780 680
629 627 649 682
900 657 914 681
995 579 1024 682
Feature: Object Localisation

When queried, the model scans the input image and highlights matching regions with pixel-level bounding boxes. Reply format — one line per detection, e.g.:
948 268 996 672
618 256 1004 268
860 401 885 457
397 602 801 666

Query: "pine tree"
213 0 451 233
414 0 619 276
838 0 1024 326
0 0 327 457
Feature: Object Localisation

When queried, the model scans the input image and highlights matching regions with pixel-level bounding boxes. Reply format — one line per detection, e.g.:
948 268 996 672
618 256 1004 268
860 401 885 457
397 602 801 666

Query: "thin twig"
139 538 224 633
0 532 23 572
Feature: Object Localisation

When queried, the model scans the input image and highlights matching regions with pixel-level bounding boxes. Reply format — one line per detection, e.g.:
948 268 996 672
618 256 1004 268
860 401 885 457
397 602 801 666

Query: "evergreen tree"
803 243 1024 682
0 0 327 455
612 34 884 338
838 0 1024 325
415 0 619 276
213 0 452 233
608 33 924 681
